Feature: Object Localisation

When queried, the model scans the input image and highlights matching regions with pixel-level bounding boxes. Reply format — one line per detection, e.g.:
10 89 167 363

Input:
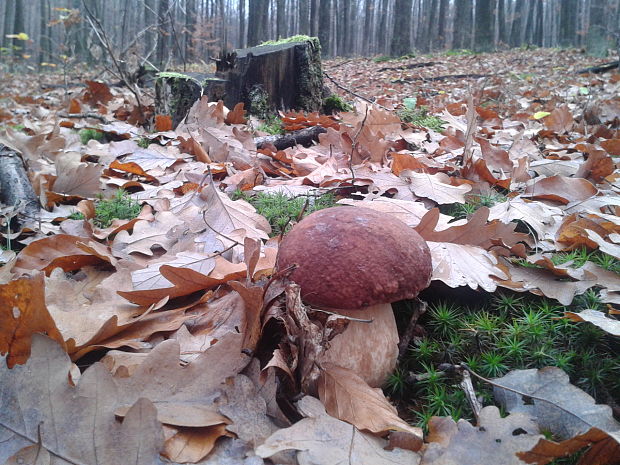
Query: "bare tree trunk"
391 0 412 56
276 0 285 38
318 0 331 55
310 0 319 36
239 0 246 47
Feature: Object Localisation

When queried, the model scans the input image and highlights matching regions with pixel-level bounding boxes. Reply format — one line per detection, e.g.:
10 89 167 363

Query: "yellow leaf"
533 111 551 120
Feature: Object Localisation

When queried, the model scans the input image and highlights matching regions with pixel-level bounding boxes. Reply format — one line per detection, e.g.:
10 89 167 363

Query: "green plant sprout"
441 191 508 220
79 128 104 144
322 95 352 114
396 288 619 436
69 190 141 228
256 115 284 135
231 190 336 236
398 105 446 132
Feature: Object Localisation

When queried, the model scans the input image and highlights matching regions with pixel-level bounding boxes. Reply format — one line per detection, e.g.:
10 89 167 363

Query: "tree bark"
390 0 413 56
318 0 331 56
475 0 494 52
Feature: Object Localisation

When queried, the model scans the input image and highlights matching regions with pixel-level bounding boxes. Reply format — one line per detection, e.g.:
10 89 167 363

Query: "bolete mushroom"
276 206 432 388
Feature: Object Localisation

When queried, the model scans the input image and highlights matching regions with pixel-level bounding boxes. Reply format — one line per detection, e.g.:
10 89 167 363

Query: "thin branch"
323 72 391 111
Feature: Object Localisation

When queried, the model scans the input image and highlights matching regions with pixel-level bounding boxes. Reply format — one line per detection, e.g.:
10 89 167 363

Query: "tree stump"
155 73 227 128
155 38 325 128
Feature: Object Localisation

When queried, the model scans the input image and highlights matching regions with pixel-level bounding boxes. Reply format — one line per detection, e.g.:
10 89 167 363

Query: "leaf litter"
1 48 620 464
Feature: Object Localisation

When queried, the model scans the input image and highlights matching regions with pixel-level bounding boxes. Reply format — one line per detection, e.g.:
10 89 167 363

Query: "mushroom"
276 206 432 388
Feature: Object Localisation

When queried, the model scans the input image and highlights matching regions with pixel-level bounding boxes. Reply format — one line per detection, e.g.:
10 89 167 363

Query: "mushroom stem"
318 303 399 388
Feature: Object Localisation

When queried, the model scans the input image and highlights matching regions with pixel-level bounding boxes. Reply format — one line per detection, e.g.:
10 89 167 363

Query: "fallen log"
255 125 326 150
577 61 619 74
0 145 40 232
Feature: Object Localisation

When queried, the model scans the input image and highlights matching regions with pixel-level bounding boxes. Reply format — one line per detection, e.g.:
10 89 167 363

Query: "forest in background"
1 0 619 72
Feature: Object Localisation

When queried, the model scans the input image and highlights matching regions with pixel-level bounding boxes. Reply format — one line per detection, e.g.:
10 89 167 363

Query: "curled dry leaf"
0 334 163 464
402 170 472 204
255 396 421 465
112 211 184 256
421 406 542 465
427 241 508 292
492 367 620 440
523 175 598 204
52 152 103 197
0 273 65 368
518 427 620 465
416 207 531 250
318 363 423 438
563 309 620 337
14 234 107 275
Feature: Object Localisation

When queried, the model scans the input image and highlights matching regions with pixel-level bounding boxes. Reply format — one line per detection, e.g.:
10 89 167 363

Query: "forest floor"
0 47 619 465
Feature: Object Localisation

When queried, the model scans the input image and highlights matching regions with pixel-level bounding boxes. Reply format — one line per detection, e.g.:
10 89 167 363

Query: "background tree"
475 0 494 52
1 0 617 70
391 0 413 56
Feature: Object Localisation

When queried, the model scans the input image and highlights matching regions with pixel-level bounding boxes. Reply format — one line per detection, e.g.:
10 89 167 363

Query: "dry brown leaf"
488 197 563 243
163 424 231 463
543 105 574 133
421 406 542 465
112 211 184 256
523 175 598 204
200 177 271 240
518 427 620 465
497 261 596 305
0 273 66 368
428 241 507 291
318 363 423 437
118 247 277 306
416 207 531 249
130 251 217 291
338 197 459 229
52 153 103 196
217 374 279 447
224 102 247 125
601 138 620 156
82 80 114 104
493 367 620 440
0 334 163 464
255 396 421 465
115 402 229 428
556 213 619 250
402 170 472 204
123 145 182 171
564 309 620 336
14 234 106 275
228 281 264 352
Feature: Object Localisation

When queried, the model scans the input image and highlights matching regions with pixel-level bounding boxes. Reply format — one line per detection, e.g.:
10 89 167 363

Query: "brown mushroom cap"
277 206 432 309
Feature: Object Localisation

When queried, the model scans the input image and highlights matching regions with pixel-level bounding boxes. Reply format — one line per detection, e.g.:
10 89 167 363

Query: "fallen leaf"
523 175 598 204
255 396 421 465
0 334 163 464
318 363 423 437
14 234 106 275
421 406 542 465
112 211 184 256
493 367 620 440
543 105 573 133
428 241 507 292
0 273 65 368
518 427 620 465
200 178 271 240
563 309 620 337
403 170 472 204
